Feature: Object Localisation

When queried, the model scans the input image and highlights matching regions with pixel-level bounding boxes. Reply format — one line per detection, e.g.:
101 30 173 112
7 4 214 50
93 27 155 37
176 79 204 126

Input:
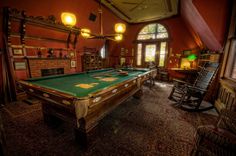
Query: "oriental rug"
1 82 218 156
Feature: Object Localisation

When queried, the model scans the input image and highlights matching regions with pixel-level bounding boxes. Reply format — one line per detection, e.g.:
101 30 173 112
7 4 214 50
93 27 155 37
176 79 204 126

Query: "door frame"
135 40 168 68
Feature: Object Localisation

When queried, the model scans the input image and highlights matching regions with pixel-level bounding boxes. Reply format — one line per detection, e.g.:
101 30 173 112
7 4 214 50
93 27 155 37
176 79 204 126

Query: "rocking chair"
168 62 219 111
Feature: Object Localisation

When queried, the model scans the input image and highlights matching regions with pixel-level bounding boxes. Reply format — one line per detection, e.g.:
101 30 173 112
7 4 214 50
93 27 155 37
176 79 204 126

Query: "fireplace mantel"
24 57 71 60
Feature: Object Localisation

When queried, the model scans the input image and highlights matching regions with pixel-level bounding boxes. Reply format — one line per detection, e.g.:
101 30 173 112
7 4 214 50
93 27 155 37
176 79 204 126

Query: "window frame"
222 37 236 81
135 23 169 68
137 23 169 40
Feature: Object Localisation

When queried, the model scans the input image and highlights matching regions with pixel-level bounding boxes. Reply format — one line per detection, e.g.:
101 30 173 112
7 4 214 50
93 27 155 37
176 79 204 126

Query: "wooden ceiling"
101 0 179 23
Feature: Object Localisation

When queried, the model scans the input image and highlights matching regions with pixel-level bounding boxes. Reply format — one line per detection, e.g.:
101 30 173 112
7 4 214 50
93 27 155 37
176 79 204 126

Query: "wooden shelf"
25 57 71 60
198 53 220 66
82 53 103 71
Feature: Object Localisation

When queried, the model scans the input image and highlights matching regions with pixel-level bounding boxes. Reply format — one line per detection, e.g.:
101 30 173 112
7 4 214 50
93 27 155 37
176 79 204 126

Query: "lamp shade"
115 34 123 41
187 54 197 61
114 23 126 33
81 28 91 38
61 12 76 26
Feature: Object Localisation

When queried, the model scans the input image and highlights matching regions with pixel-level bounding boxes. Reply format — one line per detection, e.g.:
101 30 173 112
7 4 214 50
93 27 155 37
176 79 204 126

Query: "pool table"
17 68 156 146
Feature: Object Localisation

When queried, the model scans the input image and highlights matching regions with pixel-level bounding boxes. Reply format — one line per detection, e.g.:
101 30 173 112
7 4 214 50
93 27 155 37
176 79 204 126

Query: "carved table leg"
74 128 88 149
74 118 88 149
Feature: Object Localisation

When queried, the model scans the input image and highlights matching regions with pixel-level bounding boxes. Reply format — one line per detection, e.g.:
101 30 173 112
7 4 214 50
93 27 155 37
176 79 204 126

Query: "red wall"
109 16 198 69
181 0 230 51
0 0 125 73
193 0 230 46
0 0 229 87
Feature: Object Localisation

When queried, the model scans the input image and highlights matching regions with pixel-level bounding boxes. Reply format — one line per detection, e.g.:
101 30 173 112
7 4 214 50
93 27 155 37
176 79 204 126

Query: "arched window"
136 23 169 67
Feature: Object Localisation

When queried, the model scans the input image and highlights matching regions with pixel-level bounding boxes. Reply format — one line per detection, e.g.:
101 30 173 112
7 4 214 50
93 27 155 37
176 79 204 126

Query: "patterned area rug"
1 82 218 156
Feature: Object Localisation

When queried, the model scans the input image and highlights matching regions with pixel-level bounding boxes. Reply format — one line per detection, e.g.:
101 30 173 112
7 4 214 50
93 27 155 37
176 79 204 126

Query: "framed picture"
14 61 26 70
13 48 23 55
71 60 76 68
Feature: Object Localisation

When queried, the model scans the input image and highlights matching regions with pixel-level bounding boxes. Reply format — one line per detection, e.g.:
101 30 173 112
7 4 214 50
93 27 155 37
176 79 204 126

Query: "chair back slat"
194 62 219 90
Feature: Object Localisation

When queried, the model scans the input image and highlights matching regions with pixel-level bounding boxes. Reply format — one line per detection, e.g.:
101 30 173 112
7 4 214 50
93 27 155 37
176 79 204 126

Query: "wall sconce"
61 12 76 27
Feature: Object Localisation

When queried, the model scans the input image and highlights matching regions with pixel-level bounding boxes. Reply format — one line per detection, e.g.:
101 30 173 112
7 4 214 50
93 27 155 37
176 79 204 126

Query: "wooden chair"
191 109 236 156
168 62 219 111
146 62 157 88
157 67 169 82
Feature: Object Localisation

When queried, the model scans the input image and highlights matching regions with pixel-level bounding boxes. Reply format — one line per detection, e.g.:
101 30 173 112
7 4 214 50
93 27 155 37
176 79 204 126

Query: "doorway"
136 41 167 68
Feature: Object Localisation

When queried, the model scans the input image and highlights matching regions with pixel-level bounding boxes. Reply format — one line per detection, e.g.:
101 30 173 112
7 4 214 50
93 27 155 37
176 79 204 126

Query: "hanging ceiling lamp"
80 0 126 41
61 0 126 41
61 12 77 27
114 23 126 34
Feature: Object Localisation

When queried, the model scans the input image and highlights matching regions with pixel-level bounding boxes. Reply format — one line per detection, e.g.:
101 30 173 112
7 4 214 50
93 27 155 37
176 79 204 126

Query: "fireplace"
26 58 71 78
41 68 64 77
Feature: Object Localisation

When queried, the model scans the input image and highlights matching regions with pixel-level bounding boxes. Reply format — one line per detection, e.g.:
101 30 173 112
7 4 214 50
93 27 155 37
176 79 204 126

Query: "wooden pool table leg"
74 118 88 149
74 128 88 149
43 111 61 128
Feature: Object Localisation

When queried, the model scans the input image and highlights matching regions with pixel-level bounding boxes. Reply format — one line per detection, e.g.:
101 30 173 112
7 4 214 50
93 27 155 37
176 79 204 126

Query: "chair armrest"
172 79 192 87
185 85 207 93
172 78 188 84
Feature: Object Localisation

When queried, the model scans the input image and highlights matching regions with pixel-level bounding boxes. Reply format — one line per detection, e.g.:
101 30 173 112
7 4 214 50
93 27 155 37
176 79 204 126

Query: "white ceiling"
101 0 179 23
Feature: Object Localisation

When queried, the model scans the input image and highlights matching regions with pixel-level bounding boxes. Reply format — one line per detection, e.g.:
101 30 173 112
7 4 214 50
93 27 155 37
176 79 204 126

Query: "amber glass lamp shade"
114 23 126 33
81 28 91 38
61 12 77 27
115 34 123 41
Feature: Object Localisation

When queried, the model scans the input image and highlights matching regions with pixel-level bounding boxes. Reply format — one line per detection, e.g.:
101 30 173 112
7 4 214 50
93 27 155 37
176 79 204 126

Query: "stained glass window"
136 23 168 67
137 44 142 66
137 23 168 40
159 42 167 66
145 44 156 62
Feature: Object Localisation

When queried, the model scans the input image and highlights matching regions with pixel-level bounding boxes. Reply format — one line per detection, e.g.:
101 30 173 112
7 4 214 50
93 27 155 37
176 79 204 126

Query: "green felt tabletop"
26 68 149 98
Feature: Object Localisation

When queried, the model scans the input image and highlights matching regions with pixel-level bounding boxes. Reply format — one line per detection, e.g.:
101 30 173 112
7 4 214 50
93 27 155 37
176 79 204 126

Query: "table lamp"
187 54 197 68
